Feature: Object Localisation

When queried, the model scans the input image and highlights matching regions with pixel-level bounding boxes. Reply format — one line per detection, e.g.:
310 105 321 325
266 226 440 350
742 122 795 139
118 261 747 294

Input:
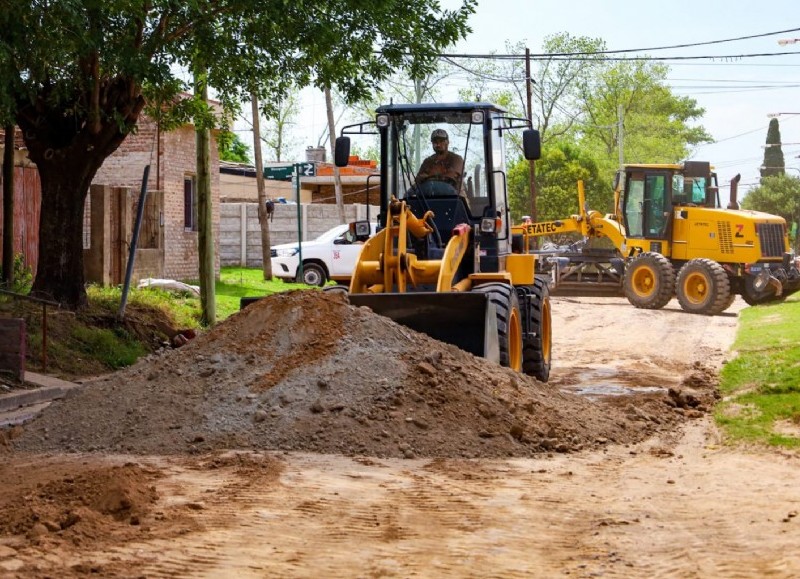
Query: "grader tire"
676 258 732 315
623 252 675 310
520 276 552 383
472 283 522 371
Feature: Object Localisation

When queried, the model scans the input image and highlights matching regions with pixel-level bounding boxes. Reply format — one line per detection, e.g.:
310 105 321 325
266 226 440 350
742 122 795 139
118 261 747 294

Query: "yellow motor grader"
332 102 552 382
518 161 800 315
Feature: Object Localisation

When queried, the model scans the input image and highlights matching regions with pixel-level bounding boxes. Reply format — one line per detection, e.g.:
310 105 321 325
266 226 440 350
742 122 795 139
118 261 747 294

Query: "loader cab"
336 102 540 271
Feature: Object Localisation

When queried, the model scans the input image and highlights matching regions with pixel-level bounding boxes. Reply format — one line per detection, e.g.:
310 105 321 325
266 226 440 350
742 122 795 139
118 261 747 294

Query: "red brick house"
1 115 221 284
93 114 221 281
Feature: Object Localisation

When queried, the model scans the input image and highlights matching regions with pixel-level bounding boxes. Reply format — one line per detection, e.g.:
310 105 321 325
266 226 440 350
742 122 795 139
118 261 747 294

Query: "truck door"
329 227 368 277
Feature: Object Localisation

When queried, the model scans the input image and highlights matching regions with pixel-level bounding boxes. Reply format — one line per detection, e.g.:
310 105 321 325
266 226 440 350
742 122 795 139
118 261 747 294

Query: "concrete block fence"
220 203 379 267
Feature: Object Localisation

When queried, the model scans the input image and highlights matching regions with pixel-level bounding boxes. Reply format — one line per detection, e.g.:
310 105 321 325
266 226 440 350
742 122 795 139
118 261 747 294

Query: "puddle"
560 368 667 399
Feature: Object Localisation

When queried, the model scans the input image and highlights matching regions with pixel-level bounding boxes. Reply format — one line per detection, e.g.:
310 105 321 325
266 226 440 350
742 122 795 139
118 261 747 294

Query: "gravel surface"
11 290 714 458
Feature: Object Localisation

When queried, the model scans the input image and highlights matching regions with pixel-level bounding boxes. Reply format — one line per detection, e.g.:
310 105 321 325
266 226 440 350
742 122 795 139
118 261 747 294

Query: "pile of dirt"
11 291 698 459
0 460 160 545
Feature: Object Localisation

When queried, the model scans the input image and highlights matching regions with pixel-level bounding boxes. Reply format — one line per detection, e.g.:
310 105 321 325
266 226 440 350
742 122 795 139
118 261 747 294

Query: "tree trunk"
195 69 216 326
14 78 144 309
30 154 100 307
2 126 14 287
251 94 273 279
324 87 346 224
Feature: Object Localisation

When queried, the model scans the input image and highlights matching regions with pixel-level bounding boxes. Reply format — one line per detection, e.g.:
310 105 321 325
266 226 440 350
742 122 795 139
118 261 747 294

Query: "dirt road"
2 295 800 578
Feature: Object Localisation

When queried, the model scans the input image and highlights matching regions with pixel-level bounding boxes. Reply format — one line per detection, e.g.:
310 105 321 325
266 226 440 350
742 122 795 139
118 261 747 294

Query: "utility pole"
526 47 537 223
618 104 624 170
195 66 215 326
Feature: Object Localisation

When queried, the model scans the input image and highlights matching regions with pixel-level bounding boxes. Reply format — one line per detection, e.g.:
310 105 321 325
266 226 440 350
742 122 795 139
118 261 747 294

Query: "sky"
280 0 800 198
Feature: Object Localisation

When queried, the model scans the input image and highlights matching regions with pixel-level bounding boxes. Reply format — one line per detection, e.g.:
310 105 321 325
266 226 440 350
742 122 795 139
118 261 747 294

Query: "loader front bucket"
348 292 500 364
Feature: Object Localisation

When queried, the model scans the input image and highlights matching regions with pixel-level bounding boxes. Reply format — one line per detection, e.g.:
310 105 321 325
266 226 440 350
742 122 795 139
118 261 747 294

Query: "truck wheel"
298 263 327 287
472 283 522 371
676 258 732 315
520 277 552 383
623 252 675 309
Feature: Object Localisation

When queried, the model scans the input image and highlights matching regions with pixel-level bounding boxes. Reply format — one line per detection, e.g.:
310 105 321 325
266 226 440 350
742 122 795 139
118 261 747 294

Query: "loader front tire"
676 258 732 315
520 276 552 383
623 252 675 310
472 283 522 371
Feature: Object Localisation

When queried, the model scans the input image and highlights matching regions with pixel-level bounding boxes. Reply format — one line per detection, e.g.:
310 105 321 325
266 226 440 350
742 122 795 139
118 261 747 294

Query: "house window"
184 176 197 231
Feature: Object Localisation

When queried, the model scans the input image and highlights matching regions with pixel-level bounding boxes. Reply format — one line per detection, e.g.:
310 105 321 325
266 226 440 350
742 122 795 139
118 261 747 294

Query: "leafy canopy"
0 1 477 129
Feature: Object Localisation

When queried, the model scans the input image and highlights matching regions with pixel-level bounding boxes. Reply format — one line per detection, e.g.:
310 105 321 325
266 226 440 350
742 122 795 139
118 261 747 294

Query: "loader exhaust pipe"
727 173 741 210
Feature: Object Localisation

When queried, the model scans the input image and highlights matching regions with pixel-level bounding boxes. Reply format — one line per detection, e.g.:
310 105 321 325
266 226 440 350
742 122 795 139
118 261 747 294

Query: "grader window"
625 179 645 237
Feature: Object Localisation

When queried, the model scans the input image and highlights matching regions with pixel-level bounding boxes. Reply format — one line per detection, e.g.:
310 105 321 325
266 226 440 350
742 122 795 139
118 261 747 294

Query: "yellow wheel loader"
332 102 552 382
517 161 800 315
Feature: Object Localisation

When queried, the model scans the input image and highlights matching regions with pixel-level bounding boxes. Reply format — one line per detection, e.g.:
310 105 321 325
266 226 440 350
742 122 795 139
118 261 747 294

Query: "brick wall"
93 116 221 281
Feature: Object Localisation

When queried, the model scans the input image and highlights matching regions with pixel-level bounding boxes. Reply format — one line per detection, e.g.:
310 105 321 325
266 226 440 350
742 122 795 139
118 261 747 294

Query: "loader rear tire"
520 276 552 383
472 283 522 371
623 252 675 310
676 258 732 315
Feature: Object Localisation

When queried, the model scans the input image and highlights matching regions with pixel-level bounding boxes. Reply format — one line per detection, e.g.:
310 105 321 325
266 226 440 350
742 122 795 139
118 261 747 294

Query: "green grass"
715 295 800 449
210 267 306 319
70 325 147 369
87 284 201 329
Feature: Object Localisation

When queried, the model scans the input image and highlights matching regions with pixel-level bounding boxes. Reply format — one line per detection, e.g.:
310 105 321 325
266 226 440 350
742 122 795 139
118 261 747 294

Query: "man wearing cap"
415 129 464 189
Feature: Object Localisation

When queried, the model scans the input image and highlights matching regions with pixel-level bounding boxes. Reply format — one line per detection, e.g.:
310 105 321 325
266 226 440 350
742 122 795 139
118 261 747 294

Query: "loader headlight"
376 114 390 128
471 110 485 124
275 247 299 257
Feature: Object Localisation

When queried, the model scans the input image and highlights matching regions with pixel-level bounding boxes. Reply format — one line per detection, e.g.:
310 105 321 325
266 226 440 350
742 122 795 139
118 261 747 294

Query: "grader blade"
348 292 500 364
537 249 625 298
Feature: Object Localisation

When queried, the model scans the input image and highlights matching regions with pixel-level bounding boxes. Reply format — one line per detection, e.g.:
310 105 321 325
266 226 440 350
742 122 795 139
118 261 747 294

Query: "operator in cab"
415 129 464 191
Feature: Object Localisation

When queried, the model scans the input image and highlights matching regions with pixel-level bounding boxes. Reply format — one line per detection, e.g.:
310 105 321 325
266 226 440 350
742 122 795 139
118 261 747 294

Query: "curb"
0 373 81 413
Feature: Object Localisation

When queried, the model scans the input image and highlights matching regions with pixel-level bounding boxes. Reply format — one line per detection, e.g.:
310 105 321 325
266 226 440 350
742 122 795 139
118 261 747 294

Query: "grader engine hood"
676 206 789 260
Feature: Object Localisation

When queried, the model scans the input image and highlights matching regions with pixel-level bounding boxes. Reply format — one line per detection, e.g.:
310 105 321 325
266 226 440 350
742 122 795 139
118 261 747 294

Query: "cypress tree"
761 118 785 178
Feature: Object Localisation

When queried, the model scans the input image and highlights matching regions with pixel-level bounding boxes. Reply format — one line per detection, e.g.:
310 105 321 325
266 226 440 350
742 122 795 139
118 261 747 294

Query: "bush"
0 253 34 294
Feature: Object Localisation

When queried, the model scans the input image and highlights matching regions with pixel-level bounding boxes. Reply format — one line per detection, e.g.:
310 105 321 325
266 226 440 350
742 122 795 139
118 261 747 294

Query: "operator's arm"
445 153 465 185
416 156 434 182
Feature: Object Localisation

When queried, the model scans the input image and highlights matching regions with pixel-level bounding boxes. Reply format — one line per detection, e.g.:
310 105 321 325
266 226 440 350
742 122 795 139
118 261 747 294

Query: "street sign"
296 162 316 177
263 166 293 181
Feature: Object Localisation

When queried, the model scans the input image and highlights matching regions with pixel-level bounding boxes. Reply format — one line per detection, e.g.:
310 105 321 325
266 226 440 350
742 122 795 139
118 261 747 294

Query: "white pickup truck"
271 223 378 286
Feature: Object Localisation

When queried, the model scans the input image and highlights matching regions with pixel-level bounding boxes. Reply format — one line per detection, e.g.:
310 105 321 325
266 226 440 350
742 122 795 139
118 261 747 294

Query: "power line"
440 50 800 62
537 26 800 56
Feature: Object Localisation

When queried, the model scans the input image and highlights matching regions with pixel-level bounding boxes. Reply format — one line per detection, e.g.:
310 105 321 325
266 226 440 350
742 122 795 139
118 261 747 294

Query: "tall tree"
260 90 300 163
761 118 785 178
0 1 475 308
251 93 273 280
325 87 346 224
575 59 712 179
507 140 605 223
218 131 251 163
